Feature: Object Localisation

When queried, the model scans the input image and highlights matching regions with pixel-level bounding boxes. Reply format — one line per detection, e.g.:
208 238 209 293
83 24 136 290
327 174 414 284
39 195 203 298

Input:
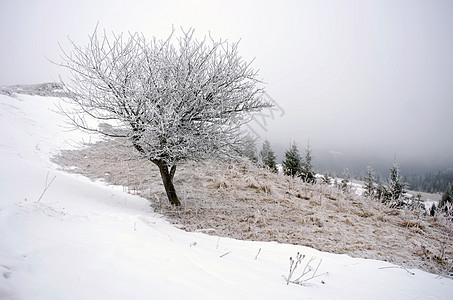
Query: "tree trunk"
156 161 181 206
132 141 181 206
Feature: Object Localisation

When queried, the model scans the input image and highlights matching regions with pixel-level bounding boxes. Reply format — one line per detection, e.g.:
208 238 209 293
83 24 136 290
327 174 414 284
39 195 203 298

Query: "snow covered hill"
1 91 452 299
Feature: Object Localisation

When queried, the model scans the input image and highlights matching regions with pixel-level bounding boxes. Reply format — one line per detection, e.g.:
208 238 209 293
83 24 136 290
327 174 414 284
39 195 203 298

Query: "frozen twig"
378 266 415 276
37 172 56 202
220 251 231 258
255 248 261 260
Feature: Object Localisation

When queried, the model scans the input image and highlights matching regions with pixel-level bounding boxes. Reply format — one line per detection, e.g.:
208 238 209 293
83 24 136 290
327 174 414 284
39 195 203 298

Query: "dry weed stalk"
37 171 56 202
283 252 328 286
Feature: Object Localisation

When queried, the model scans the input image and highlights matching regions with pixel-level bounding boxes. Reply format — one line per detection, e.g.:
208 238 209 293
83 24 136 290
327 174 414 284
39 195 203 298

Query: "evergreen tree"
340 168 351 192
259 140 277 172
402 170 453 193
376 183 390 203
439 185 453 208
321 172 332 185
387 163 408 202
300 142 315 183
363 166 377 198
430 203 437 217
282 142 302 177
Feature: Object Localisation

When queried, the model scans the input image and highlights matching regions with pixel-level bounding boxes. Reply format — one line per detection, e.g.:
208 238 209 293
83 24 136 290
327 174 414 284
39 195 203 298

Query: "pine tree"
259 140 277 172
340 168 351 192
300 142 315 183
282 142 302 177
430 203 437 217
439 185 453 208
363 166 376 198
376 183 389 203
387 163 407 202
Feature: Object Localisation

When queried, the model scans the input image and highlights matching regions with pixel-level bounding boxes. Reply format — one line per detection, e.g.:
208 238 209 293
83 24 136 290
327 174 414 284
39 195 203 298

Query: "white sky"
1 0 452 168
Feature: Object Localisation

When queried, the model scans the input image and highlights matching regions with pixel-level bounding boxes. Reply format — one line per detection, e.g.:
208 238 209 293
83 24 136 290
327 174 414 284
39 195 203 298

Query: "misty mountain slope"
1 90 453 300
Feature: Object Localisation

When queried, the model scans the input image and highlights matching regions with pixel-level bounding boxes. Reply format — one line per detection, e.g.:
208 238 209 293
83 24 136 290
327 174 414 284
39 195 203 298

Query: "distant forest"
402 170 453 194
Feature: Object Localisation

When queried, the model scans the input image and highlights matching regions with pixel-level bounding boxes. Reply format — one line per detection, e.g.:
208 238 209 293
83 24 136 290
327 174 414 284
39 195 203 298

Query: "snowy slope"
0 93 452 299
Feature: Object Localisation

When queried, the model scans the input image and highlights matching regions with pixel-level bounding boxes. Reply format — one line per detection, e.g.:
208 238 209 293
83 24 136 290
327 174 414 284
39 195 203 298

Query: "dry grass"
53 139 453 277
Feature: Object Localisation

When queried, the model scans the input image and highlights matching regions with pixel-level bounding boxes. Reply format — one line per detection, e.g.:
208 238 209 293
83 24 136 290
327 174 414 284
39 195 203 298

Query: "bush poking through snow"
283 252 328 286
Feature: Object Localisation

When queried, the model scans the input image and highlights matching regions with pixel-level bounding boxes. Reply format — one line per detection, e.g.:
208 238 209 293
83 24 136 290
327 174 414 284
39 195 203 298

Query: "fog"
1 0 452 174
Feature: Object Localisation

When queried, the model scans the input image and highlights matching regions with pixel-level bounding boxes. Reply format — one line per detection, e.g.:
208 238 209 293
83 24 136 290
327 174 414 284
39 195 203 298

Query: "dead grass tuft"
399 220 425 230
214 178 230 189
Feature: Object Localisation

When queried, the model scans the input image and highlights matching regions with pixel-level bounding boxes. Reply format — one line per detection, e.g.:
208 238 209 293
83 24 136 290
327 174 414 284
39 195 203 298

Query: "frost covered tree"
363 166 377 198
430 203 437 217
300 142 315 183
440 186 453 207
58 28 272 206
282 142 302 177
387 163 407 202
439 186 453 219
376 183 389 202
340 168 351 192
259 140 277 172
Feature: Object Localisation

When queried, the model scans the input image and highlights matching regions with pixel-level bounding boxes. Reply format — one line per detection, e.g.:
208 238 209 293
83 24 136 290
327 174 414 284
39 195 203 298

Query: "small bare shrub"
282 252 328 286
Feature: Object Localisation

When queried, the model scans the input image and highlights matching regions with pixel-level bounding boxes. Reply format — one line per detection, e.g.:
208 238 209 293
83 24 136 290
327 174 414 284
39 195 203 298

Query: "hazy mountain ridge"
0 82 66 98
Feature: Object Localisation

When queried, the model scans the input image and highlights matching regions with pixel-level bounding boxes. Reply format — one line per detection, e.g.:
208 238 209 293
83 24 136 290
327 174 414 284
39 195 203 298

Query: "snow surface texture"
1 93 453 299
